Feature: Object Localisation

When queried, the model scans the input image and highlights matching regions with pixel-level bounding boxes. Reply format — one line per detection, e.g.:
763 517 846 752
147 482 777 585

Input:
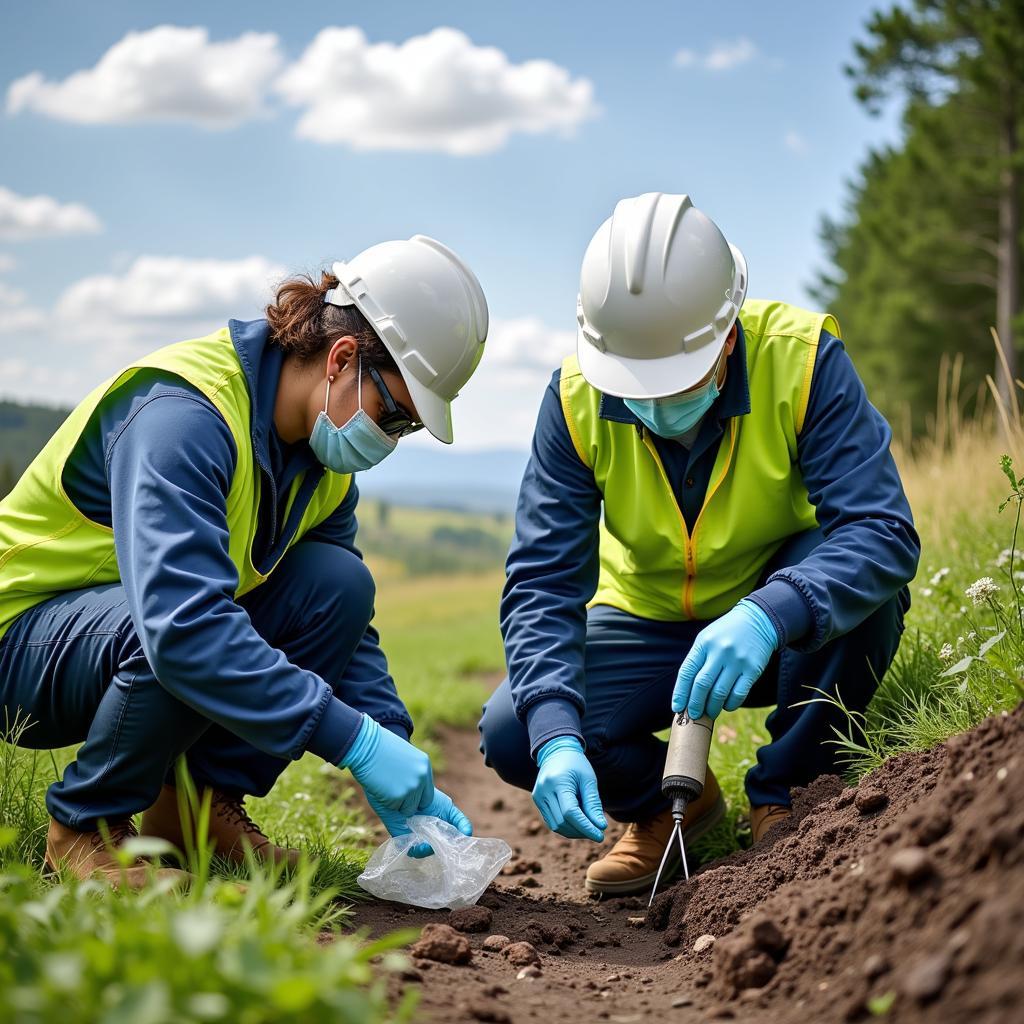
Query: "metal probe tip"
648 810 690 907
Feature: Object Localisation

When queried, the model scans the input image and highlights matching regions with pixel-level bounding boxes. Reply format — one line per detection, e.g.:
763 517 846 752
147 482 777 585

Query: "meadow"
2 400 1023 1022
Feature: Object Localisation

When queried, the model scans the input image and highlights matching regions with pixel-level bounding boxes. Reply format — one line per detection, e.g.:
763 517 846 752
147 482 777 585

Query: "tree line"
814 0 1024 438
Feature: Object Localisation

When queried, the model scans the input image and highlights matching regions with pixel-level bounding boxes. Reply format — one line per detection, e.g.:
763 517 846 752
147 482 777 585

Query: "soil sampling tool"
648 712 714 906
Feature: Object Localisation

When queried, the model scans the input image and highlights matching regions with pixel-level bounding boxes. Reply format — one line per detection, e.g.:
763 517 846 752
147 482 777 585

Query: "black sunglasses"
366 365 424 438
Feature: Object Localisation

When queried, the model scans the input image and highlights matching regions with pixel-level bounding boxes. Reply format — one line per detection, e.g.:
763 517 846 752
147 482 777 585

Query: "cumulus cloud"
0 281 47 334
53 254 286 363
674 37 758 71
275 26 599 155
6 26 283 128
0 186 102 241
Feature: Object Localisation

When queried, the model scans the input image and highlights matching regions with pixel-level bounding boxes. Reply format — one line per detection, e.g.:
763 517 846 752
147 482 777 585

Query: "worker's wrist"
525 697 584 760
308 697 366 766
536 735 584 766
737 597 782 650
743 580 811 648
337 712 380 770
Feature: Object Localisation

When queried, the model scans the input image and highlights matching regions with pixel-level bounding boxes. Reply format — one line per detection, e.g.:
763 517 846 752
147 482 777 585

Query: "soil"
344 707 1024 1024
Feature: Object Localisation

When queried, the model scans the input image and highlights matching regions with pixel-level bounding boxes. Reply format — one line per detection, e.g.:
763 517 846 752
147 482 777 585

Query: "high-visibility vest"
0 327 351 642
558 299 839 621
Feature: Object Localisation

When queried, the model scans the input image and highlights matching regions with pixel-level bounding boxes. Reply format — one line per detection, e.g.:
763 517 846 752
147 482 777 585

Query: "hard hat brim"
401 372 455 444
576 327 728 400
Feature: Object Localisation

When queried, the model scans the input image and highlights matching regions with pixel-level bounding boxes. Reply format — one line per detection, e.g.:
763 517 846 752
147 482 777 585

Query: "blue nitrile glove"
532 736 607 842
340 713 434 818
673 599 780 720
373 788 474 859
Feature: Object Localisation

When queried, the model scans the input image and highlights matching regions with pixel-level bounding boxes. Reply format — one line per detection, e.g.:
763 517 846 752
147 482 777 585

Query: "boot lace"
211 791 263 837
89 818 139 851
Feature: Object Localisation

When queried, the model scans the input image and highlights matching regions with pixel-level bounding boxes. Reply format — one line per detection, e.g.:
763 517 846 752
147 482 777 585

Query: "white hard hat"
576 192 747 399
325 235 488 443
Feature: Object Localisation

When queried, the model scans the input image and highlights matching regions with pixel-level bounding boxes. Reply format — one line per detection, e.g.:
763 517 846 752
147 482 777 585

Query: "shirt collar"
598 319 752 424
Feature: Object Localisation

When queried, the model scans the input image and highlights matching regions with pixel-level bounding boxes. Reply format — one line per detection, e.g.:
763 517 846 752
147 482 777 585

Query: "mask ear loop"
324 374 334 414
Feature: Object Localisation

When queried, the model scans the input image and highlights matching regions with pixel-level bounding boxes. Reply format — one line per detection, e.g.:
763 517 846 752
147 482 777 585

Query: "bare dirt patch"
346 709 1024 1023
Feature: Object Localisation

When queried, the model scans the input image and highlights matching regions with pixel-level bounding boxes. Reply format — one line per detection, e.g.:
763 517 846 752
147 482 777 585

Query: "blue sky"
0 1 900 450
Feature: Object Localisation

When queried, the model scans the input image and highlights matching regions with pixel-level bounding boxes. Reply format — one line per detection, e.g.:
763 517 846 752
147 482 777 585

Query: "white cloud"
674 37 758 72
52 254 286 362
0 281 47 334
784 130 808 154
275 26 598 155
0 186 102 240
6 26 283 128
0 253 14 272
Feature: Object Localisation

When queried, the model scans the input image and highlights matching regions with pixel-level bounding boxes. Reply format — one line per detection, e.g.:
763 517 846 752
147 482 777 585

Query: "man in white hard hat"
0 235 487 885
480 193 919 895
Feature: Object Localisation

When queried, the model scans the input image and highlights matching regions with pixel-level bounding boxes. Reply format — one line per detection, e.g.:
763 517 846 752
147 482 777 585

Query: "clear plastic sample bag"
357 816 513 910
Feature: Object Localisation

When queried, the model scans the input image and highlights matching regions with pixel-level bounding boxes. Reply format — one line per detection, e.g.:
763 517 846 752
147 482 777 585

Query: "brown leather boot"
750 803 791 844
585 769 726 895
141 784 301 867
44 817 191 889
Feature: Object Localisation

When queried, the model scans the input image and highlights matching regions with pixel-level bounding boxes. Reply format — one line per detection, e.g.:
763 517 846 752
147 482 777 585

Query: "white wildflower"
965 577 1000 606
938 642 955 662
966 631 977 642
929 567 950 585
996 548 1013 568
920 587 934 598
956 635 965 648
959 606 968 614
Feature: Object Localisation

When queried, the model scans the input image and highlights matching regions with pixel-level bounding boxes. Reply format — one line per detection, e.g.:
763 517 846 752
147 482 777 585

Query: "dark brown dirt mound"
648 705 1024 1023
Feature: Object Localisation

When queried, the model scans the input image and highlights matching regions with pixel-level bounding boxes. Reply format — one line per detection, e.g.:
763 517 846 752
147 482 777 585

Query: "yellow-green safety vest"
559 299 839 622
0 327 351 643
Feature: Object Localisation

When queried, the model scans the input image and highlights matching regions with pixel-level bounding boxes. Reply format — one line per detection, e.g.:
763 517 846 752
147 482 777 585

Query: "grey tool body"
662 712 714 814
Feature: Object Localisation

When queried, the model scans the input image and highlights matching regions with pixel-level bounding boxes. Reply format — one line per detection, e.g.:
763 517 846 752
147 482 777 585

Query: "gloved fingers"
672 642 704 713
439 797 474 837
704 667 742 720
579 775 608 832
687 657 724 720
533 789 563 834
408 842 435 859
561 805 604 842
413 760 436 814
724 674 757 712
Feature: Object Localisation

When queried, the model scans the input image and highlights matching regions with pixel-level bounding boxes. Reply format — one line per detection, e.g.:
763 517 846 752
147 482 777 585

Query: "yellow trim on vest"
559 367 591 468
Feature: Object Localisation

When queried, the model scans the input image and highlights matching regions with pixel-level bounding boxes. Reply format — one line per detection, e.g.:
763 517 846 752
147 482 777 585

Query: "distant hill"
0 400 69 477
0 398 528 513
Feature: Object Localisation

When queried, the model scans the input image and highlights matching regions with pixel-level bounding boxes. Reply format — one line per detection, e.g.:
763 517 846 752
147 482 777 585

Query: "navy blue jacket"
501 323 920 756
62 319 413 765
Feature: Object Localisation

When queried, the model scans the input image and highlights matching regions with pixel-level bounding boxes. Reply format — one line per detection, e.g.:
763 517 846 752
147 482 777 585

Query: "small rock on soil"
410 923 472 966
449 906 493 933
502 941 541 967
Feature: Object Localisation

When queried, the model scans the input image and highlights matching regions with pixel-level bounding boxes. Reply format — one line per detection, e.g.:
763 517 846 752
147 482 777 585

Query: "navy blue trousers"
480 530 907 821
0 542 375 830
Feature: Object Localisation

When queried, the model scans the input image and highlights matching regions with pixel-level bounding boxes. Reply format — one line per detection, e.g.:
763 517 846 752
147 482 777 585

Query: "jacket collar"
597 319 752 425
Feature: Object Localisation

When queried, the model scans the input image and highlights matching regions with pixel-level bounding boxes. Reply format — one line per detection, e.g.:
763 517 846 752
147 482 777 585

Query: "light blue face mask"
624 350 725 438
309 357 398 474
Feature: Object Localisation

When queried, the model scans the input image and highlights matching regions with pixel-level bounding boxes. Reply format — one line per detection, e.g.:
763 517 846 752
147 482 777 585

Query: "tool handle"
662 712 714 802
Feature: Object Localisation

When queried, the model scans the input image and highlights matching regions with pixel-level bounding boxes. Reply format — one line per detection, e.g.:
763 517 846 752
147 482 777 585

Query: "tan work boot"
749 803 791 844
44 817 191 890
585 769 726 895
141 784 301 867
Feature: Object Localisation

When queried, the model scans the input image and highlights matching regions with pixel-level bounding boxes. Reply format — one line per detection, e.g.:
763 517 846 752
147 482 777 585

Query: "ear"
325 336 359 377
724 322 739 356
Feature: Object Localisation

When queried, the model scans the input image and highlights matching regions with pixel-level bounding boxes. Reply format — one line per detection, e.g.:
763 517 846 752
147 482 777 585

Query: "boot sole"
584 793 727 896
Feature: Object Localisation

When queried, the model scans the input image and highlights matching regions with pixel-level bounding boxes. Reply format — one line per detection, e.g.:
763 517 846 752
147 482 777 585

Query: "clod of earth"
516 965 542 981
449 906 493 933
410 923 473 966
482 934 511 952
901 950 951 1003
854 786 888 814
693 934 716 954
888 846 936 886
502 941 541 967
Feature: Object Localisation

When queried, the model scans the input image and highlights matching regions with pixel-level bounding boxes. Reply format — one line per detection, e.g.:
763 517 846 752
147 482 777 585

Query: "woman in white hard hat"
0 235 488 886
481 192 918 895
